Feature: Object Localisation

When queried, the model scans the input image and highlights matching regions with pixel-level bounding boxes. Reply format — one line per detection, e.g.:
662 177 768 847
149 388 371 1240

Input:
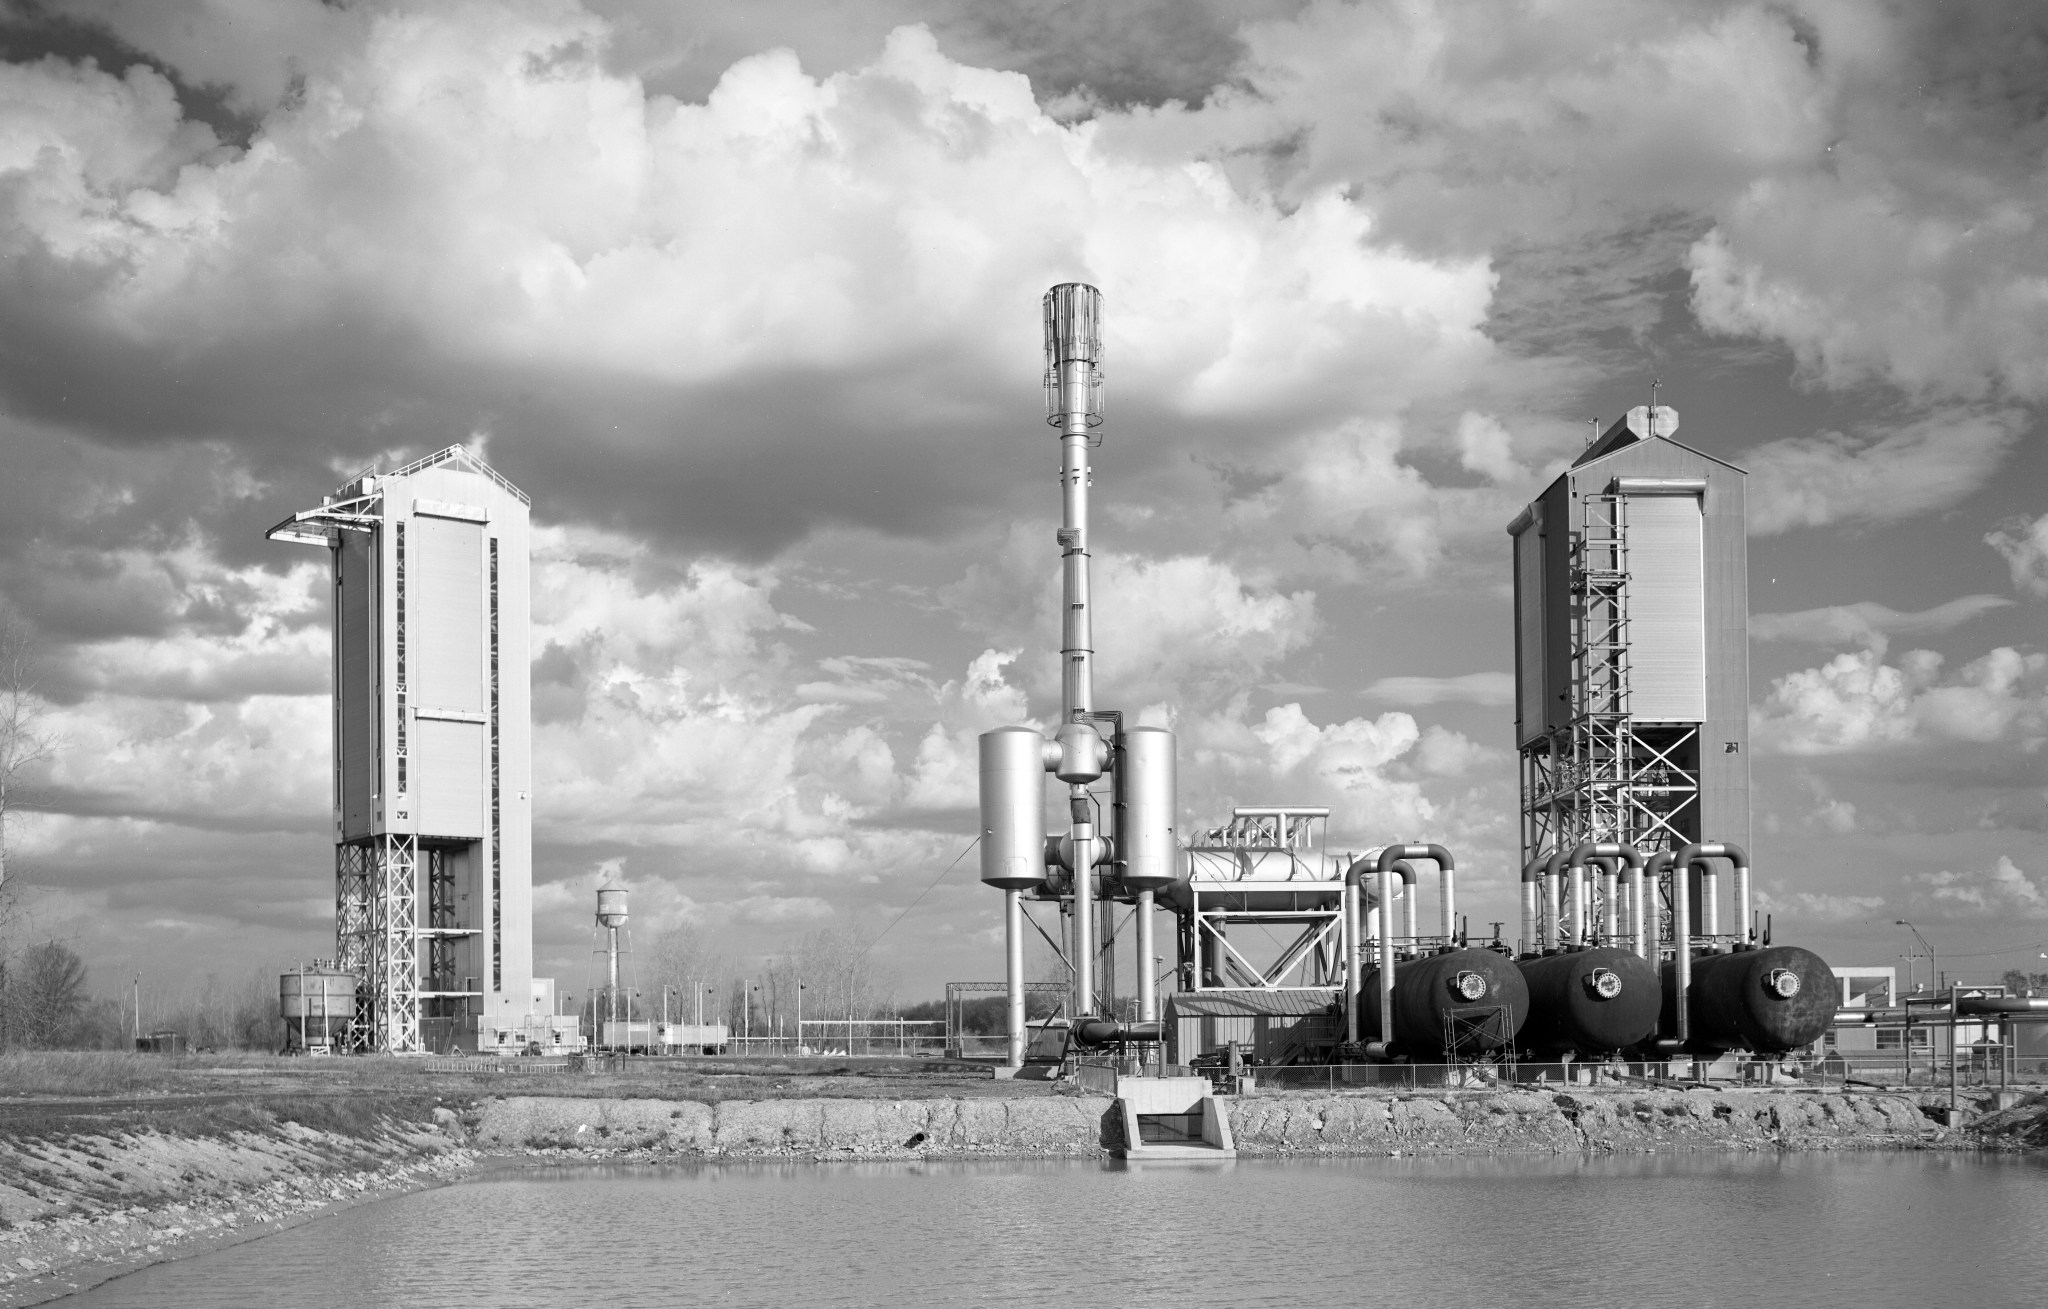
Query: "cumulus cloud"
0 9 1500 559
1751 595 2012 647
1741 410 2025 535
1987 512 2048 599
1910 856 2043 919
1754 643 2048 755
3 0 2043 994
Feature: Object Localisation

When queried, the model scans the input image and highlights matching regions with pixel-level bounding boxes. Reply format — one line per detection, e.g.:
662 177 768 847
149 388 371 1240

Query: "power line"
861 834 980 958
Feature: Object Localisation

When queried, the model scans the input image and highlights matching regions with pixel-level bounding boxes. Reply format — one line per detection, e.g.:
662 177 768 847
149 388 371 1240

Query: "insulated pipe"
1135 889 1156 1024
1375 844 1456 949
1376 862 1397 1054
1543 849 1570 950
1624 860 1644 960
1519 853 1552 954
1005 889 1025 1067
1343 874 1360 1045
1641 851 1671 960
1566 843 1643 948
1671 856 1691 1046
1597 858 1620 944
1677 842 1750 946
1396 860 1418 947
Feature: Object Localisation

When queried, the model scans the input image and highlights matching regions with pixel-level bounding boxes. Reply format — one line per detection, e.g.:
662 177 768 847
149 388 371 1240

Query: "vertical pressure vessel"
979 727 1049 889
1120 726 1176 890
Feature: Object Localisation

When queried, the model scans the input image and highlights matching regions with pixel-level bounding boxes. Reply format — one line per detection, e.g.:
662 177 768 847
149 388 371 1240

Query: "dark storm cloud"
590 0 1303 110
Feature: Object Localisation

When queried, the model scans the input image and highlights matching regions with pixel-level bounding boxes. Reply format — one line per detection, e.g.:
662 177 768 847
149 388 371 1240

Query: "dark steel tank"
1660 945 1835 1054
1515 946 1661 1057
1357 947 1529 1058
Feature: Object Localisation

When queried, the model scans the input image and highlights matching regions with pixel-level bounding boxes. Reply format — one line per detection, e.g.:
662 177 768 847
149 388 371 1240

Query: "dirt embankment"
0 1099 472 1307
473 1086 1950 1161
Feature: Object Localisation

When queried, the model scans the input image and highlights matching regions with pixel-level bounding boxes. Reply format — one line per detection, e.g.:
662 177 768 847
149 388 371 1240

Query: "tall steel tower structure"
1508 406 1751 949
979 285 1178 1067
269 446 534 1053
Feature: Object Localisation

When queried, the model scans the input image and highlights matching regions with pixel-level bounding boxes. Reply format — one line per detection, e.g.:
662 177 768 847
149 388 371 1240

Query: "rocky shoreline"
0 1085 2032 1305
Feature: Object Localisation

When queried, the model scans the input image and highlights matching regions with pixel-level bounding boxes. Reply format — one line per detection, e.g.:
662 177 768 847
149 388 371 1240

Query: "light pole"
796 980 805 1056
1896 920 1938 992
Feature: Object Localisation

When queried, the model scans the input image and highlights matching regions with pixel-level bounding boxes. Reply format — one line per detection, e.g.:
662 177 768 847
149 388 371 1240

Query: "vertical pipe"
1005 888 1024 1068
1440 860 1456 947
1700 868 1720 937
1072 852 1094 1017
1135 890 1156 1023
1378 864 1397 1051
1601 862 1619 944
1544 867 1562 950
1734 860 1751 944
1625 861 1645 959
1520 882 1538 954
1672 861 1691 1047
1402 866 1418 949
1643 852 1668 960
1567 863 1584 947
1047 287 1102 1019
1343 875 1361 1044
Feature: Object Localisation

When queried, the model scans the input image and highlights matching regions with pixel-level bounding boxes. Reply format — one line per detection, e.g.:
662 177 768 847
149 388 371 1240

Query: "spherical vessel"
1663 945 1834 1054
1516 947 1661 1057
1357 947 1529 1058
279 969 357 1047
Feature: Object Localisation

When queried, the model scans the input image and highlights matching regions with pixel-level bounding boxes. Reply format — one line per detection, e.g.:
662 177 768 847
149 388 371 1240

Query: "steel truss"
336 834 422 1053
1518 494 1703 948
1179 807 1345 993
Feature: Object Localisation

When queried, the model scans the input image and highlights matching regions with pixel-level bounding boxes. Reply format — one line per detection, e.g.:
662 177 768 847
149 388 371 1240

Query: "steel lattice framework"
1520 494 1702 945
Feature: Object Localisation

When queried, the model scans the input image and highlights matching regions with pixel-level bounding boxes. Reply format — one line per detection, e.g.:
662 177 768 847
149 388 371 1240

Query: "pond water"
60 1152 2045 1308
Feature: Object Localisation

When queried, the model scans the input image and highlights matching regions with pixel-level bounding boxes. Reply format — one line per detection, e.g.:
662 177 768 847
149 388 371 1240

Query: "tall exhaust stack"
978 285 1176 1068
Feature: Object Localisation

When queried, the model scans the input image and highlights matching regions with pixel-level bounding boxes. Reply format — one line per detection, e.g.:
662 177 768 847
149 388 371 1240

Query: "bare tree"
4 940 87 1049
0 613 55 905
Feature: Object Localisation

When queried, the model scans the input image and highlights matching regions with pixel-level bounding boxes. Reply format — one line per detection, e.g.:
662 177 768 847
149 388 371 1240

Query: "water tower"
596 881 629 1026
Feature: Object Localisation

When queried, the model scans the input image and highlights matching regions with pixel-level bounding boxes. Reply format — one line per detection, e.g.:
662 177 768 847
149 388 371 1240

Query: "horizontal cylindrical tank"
279 969 356 1045
1516 947 1661 1057
596 885 629 928
979 727 1048 889
1119 726 1176 891
1660 945 1834 1054
1356 948 1529 1058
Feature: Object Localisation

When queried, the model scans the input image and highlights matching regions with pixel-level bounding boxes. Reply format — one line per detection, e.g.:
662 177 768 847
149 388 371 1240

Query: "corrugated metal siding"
416 718 485 838
1625 494 1706 720
1513 519 1546 745
1540 479 1573 735
337 532 376 838
413 516 482 713
1168 988 1338 1018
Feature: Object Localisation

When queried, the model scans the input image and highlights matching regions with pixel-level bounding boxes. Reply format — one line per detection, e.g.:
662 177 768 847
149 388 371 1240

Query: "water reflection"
59 1153 2048 1309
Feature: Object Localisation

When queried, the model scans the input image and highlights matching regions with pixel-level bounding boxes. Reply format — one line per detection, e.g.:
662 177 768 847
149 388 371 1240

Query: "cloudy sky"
1 0 2042 1003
